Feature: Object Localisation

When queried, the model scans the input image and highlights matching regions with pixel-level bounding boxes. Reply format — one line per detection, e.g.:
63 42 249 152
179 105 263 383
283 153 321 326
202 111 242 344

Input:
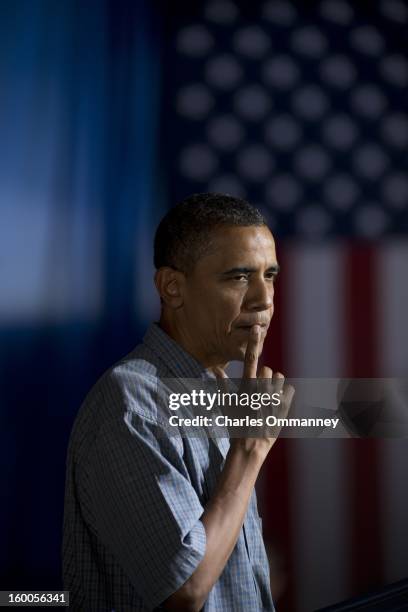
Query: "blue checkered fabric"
62 323 274 611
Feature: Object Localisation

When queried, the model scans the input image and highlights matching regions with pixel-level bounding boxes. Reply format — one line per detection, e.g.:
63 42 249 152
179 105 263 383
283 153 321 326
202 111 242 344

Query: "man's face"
181 225 278 365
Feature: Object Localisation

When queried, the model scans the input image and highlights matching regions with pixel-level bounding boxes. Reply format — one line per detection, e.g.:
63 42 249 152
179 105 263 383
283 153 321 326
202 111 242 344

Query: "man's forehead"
202 225 277 267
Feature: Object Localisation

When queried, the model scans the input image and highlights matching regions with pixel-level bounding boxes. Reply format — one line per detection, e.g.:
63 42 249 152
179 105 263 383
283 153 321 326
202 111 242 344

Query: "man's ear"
154 267 185 308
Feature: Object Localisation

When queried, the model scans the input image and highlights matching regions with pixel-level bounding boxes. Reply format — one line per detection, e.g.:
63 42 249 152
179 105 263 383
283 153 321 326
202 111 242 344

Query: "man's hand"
215 323 294 459
163 324 294 611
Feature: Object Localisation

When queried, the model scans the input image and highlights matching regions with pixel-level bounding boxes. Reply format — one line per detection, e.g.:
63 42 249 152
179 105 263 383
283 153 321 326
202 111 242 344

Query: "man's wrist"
229 438 272 465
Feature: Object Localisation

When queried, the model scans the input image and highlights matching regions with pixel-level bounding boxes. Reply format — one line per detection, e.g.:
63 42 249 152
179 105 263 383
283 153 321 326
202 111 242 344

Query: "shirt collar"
144 323 230 457
143 323 214 379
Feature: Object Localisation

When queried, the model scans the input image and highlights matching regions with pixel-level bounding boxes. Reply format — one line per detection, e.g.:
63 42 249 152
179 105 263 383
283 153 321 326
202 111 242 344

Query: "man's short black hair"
154 193 266 273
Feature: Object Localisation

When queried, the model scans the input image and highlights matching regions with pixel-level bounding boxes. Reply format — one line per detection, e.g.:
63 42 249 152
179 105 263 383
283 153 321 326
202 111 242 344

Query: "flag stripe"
379 243 408 585
379 241 408 377
286 242 344 377
291 439 351 610
263 246 295 612
287 244 350 610
381 440 408 584
346 247 383 592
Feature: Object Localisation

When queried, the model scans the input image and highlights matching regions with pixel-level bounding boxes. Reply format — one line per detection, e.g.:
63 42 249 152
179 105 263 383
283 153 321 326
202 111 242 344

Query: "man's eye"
265 273 277 282
232 275 248 281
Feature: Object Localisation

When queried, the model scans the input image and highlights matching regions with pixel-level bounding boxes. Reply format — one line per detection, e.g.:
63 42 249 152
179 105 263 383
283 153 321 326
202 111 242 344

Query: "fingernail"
252 324 260 337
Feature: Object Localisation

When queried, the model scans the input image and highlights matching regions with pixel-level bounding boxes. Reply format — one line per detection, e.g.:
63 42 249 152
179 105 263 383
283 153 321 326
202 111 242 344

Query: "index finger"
243 324 261 379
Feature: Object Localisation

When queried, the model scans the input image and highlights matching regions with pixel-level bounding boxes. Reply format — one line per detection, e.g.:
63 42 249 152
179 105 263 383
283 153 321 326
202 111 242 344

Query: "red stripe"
344 245 383 595
262 244 295 612
262 242 289 375
345 245 379 378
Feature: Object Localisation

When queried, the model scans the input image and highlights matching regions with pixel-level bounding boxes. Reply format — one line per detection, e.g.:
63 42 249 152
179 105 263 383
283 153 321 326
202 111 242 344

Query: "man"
63 193 293 611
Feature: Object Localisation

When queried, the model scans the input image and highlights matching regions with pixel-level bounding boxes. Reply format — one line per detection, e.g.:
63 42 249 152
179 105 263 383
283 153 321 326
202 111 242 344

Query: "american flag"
160 1 408 609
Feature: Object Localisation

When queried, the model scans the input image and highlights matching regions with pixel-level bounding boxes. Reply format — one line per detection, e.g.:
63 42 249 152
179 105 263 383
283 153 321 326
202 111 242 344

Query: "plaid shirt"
62 323 274 611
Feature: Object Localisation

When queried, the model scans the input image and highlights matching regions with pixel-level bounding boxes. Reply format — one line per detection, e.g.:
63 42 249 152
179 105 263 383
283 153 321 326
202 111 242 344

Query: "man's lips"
234 323 268 331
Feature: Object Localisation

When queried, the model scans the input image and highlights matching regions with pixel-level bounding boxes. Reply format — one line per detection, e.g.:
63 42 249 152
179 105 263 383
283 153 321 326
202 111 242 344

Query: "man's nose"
244 279 274 311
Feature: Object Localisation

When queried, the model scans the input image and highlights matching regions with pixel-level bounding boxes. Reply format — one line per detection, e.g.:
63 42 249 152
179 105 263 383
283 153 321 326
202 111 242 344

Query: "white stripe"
290 439 351 610
382 440 408 583
379 241 408 583
286 243 344 377
285 244 351 611
379 240 408 377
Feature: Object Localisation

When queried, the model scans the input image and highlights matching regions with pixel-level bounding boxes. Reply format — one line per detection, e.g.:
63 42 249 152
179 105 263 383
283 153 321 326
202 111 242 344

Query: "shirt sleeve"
82 407 207 609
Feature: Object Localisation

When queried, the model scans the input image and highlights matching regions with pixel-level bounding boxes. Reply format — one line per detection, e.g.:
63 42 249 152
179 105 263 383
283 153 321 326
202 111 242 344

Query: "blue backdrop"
0 0 163 589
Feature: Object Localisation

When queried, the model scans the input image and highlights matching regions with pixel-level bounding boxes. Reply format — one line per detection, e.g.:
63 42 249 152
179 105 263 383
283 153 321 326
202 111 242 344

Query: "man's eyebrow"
220 264 280 276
